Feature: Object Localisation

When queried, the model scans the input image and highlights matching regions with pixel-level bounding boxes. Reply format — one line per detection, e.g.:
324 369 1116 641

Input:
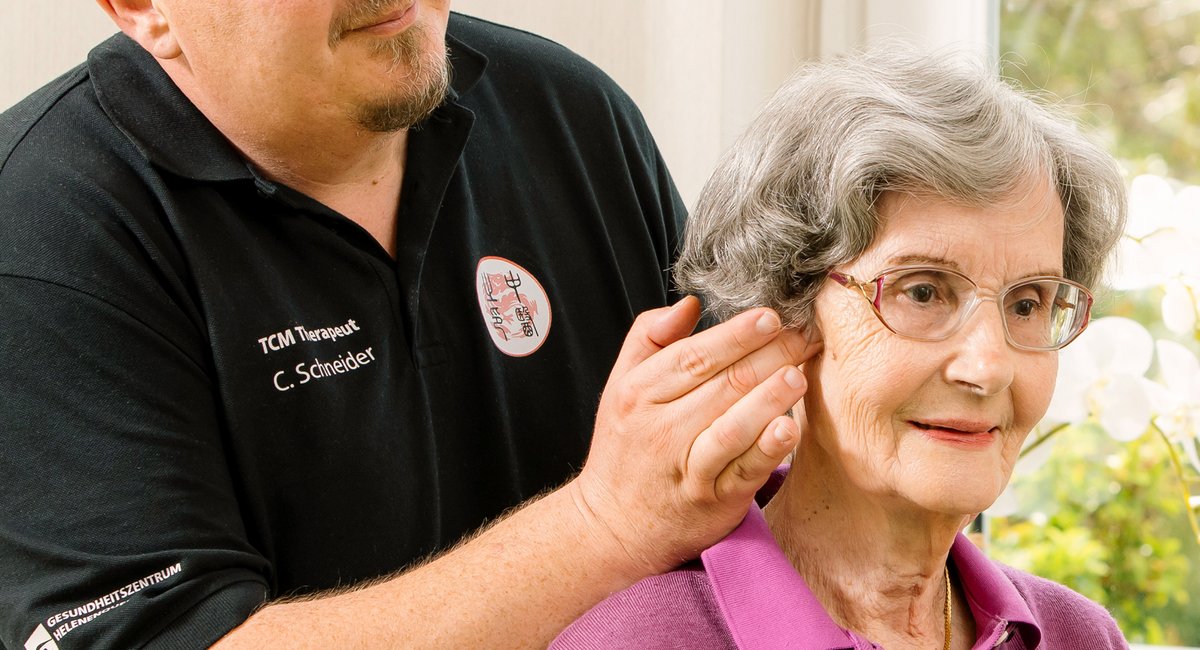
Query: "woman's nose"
942 299 1016 396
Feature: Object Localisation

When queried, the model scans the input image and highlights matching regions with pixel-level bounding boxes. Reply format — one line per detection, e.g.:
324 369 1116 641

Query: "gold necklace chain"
943 567 953 650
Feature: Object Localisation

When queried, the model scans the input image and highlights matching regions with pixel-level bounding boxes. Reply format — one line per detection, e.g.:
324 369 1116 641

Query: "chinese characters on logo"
475 257 552 357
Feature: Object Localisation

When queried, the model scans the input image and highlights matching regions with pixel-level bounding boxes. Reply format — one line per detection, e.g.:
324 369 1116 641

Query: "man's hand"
214 298 820 649
570 296 821 579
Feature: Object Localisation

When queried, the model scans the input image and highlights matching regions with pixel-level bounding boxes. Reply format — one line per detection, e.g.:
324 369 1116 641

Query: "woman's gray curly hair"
673 48 1127 328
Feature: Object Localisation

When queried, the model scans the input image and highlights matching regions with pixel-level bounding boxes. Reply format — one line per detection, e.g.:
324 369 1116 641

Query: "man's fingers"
709 329 819 399
646 295 703 349
635 308 786 403
649 328 820 420
713 415 799 503
606 297 702 380
686 365 807 486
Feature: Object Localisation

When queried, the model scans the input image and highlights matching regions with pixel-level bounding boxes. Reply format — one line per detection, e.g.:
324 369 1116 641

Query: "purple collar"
700 472 1042 649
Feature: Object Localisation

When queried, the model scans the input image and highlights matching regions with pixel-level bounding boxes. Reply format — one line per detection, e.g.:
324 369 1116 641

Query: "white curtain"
452 0 997 207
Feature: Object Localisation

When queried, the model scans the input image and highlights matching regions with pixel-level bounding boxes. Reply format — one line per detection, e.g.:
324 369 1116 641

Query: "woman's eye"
1012 298 1040 317
905 284 938 303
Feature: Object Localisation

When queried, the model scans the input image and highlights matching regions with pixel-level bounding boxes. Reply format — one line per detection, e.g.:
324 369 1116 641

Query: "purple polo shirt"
553 470 1127 649
703 503 1035 649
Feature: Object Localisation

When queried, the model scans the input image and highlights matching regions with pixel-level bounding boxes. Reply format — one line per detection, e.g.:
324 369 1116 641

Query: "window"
989 2 1200 646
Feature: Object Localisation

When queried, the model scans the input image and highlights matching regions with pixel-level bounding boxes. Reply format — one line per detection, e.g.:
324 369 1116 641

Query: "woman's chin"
901 479 1005 523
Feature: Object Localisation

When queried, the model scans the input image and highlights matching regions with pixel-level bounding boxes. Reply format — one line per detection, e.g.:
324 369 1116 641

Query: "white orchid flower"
1161 279 1199 335
1041 317 1155 442
1108 176 1200 324
1127 174 1175 239
1150 340 1200 474
1108 236 1164 292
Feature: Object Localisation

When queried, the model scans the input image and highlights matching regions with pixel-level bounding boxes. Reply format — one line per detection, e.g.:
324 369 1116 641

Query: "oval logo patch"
475 256 552 357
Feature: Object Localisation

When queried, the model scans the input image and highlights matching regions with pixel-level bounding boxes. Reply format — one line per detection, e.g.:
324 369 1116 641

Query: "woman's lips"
911 420 998 448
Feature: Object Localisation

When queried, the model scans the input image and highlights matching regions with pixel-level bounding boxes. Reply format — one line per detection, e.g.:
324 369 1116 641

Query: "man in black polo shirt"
0 2 816 647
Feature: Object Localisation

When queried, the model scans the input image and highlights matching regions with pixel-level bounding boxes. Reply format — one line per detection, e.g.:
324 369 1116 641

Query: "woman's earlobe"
800 324 824 358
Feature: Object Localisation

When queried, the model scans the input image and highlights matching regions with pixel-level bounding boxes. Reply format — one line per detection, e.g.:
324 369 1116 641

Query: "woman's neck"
763 437 970 649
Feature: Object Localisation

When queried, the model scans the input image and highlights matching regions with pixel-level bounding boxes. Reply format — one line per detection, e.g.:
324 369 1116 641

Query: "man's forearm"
213 481 635 649
213 302 818 648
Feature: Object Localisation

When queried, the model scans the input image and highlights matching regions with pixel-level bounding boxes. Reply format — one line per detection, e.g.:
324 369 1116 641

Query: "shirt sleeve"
0 275 270 649
550 569 736 650
652 139 689 305
623 83 688 306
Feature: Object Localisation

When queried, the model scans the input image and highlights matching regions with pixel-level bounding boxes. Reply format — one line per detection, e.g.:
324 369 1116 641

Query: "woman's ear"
797 320 823 395
799 320 824 357
95 0 182 60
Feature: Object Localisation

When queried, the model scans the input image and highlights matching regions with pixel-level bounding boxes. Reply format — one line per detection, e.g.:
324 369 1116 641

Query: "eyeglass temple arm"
829 271 881 305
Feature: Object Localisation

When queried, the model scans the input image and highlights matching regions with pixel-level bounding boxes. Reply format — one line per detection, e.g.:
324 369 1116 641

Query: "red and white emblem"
475 256 552 357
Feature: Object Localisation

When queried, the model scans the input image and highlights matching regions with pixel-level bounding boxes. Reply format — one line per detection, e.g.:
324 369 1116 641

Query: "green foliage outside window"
991 421 1198 643
1002 0 1200 183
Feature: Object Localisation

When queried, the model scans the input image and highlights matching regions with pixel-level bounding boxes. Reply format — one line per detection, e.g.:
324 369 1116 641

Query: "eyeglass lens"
876 269 1088 349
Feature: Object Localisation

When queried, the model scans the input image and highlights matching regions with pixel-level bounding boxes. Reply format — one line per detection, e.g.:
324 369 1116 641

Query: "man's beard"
329 0 451 133
353 22 451 133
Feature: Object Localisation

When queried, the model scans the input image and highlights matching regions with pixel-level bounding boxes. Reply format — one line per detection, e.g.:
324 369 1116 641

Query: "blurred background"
4 1 1198 646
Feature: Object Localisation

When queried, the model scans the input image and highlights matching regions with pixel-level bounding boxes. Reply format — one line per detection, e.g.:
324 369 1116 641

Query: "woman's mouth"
911 420 998 448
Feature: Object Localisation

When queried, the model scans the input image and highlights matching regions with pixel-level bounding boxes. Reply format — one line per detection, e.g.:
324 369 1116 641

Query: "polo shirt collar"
952 534 1042 649
702 473 1043 649
702 502 858 650
89 34 252 182
445 25 486 101
88 23 488 183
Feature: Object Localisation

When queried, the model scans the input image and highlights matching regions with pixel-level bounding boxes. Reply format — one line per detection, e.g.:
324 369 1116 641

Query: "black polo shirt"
0 14 684 649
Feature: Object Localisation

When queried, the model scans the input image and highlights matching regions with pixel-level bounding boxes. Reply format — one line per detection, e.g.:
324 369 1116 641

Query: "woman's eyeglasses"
828 265 1093 351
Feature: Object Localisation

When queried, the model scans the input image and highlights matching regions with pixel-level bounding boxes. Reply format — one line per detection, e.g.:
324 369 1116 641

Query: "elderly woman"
551 49 1129 650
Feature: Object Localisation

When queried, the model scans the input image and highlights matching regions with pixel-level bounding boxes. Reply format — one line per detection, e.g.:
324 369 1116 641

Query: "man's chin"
354 65 448 132
354 57 450 131
355 94 445 132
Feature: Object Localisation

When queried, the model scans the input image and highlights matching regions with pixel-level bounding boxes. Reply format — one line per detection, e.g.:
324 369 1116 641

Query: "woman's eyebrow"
884 254 1064 278
885 254 961 269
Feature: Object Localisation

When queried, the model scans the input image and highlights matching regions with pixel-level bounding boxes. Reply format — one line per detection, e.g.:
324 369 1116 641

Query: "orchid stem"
1150 422 1200 548
1019 422 1069 460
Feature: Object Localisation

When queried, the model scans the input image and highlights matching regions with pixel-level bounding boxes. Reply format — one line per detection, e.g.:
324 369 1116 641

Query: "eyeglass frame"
827 265 1094 352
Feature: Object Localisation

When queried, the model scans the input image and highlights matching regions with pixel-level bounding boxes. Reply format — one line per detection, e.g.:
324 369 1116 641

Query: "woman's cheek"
1017 352 1059 431
822 339 905 470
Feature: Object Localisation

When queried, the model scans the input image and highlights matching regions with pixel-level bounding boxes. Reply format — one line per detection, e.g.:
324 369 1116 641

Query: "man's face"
159 0 452 133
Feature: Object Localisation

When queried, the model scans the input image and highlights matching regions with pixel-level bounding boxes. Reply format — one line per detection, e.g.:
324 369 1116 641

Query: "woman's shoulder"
550 563 736 650
996 563 1129 648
